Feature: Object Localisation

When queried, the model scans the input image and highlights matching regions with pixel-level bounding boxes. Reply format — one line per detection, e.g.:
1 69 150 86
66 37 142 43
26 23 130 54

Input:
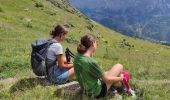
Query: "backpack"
31 39 55 76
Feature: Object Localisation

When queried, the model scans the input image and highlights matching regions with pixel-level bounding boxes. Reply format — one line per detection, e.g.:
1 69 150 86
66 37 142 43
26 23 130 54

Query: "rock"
22 18 32 22
56 81 81 97
57 81 80 90
24 8 29 11
0 78 17 85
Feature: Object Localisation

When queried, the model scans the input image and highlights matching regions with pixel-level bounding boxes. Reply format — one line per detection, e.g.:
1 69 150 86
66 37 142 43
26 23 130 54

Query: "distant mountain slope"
69 0 170 43
0 0 170 99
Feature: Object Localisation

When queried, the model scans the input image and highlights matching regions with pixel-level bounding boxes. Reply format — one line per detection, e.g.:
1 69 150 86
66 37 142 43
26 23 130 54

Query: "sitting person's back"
74 34 124 99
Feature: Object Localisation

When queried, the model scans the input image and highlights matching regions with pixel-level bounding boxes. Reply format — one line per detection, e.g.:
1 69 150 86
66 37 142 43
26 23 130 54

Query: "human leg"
48 66 72 84
68 67 74 80
104 63 123 90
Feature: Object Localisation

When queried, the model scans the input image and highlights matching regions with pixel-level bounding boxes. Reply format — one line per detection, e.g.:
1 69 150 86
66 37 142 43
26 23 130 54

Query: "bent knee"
115 63 123 70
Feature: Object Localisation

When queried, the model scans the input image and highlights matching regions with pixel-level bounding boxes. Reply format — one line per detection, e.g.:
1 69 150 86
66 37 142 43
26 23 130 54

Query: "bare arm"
56 54 73 69
101 72 123 84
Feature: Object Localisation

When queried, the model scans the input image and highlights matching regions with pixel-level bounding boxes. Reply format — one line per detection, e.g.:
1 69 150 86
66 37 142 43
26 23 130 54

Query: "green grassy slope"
0 0 170 99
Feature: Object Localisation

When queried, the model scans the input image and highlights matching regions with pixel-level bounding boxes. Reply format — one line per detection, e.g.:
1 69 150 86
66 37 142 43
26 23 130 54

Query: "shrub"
25 22 33 28
44 10 56 16
0 6 4 12
66 34 79 44
35 2 44 8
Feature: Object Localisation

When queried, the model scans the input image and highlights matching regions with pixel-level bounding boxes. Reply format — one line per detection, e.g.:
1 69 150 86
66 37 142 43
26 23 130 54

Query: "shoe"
128 88 136 97
116 85 126 94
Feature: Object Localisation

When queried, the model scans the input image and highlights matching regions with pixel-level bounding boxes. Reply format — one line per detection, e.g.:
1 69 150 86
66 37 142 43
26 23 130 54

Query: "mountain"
69 0 170 43
0 0 170 99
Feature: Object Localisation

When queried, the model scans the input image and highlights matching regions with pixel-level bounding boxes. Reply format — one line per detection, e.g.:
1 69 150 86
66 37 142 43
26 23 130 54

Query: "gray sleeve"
50 43 63 56
46 43 64 61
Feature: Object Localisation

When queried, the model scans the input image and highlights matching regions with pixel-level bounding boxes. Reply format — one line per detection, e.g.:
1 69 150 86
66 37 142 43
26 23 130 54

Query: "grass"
0 0 170 99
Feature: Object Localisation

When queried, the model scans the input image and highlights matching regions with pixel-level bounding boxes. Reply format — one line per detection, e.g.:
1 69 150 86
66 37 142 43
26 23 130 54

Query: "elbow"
106 77 112 83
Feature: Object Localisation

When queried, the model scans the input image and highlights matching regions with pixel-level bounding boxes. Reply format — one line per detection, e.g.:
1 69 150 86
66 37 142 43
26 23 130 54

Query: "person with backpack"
74 34 128 98
44 24 74 84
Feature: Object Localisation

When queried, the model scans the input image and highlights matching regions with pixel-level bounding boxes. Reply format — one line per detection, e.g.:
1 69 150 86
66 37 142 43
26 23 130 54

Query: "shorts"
95 80 107 98
48 65 69 84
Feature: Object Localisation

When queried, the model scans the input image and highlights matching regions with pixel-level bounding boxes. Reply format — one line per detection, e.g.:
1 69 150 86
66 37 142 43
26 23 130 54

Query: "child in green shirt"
74 34 124 98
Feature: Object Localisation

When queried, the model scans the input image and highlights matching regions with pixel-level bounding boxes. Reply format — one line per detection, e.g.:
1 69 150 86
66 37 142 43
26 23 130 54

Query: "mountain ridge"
69 0 170 43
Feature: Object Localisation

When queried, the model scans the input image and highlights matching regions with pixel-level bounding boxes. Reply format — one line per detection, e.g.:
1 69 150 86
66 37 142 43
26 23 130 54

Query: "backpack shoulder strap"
48 39 57 45
46 39 56 49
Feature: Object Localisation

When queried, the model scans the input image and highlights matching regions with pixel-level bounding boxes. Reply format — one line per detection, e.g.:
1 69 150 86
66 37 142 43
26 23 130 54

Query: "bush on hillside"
25 22 33 28
86 23 94 31
44 10 56 16
68 23 75 27
66 34 79 44
35 2 44 8
0 6 4 12
119 39 134 50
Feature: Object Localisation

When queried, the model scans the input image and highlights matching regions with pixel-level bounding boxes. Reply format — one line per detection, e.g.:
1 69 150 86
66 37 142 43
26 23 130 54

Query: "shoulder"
48 42 63 54
51 42 62 47
88 57 97 63
87 57 98 67
50 43 63 49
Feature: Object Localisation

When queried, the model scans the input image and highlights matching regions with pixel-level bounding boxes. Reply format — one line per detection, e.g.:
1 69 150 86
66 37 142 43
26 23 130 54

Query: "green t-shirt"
74 53 104 97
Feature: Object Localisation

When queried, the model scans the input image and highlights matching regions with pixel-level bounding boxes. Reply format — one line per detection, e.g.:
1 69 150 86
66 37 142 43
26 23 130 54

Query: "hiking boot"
116 85 126 94
109 87 117 96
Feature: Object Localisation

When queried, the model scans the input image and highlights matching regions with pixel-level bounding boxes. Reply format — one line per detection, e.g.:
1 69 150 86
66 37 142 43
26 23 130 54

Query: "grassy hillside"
0 0 170 99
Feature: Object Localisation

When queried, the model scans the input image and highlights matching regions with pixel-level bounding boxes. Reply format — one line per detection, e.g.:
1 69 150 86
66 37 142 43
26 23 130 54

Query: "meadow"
0 0 170 99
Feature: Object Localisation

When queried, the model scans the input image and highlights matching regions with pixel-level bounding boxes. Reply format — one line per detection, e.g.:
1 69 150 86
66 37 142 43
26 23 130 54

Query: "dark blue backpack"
31 39 55 76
